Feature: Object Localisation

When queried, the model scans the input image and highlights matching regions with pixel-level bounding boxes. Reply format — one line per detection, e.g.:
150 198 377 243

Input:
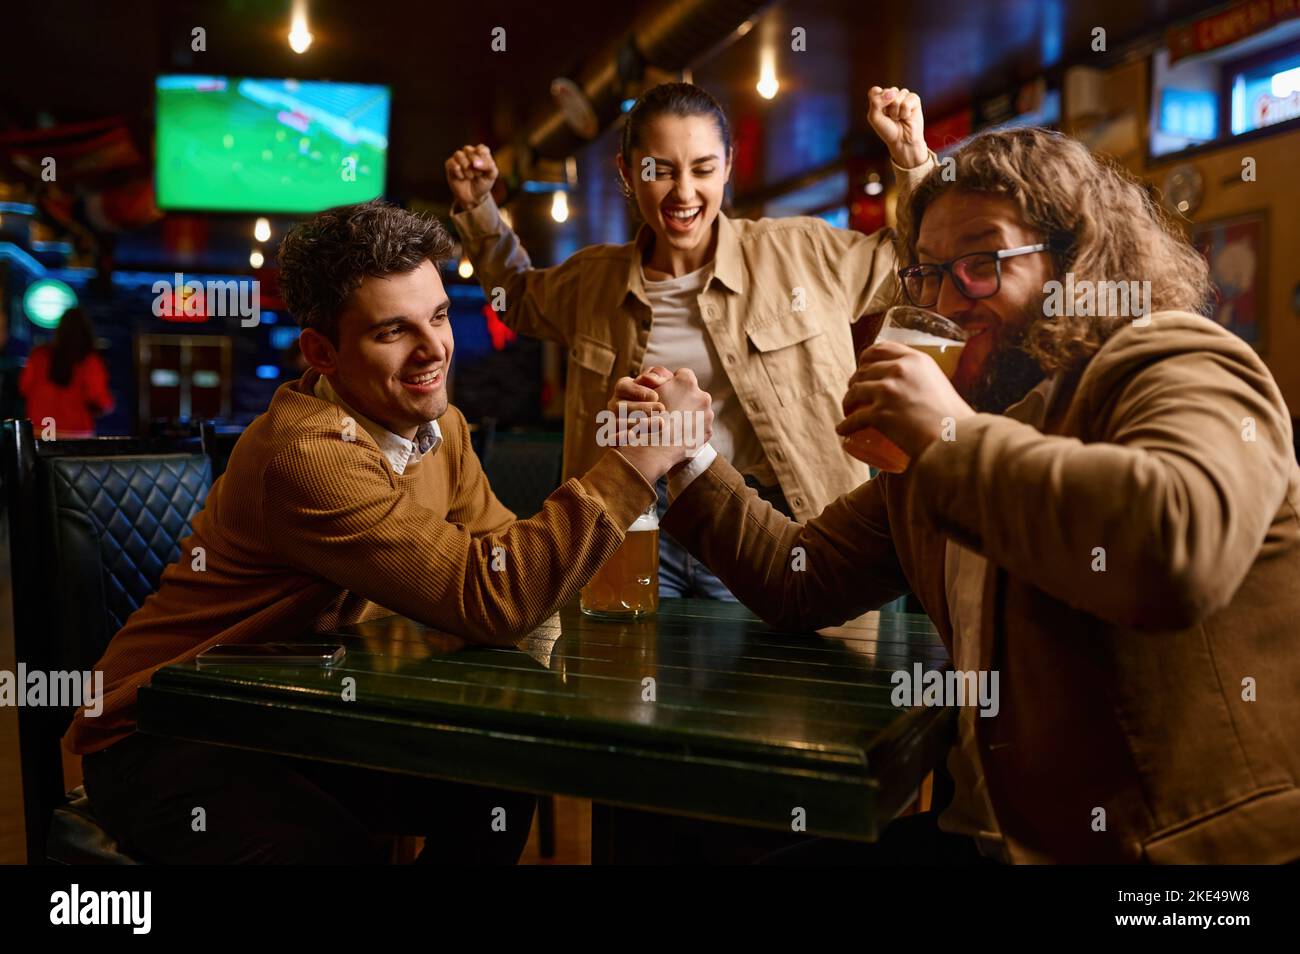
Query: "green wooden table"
136 599 953 857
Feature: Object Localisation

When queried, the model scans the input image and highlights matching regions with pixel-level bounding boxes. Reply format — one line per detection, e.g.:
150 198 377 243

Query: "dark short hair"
277 199 455 342
620 82 731 165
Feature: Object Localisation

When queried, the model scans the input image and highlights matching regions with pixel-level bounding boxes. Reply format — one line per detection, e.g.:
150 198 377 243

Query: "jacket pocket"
566 333 618 426
746 310 839 407
569 333 617 376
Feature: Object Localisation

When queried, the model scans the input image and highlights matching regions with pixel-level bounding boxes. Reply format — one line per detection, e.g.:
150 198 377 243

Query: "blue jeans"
655 474 791 601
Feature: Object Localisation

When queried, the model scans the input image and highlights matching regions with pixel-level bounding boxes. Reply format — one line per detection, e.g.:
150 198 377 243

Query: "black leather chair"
3 418 214 864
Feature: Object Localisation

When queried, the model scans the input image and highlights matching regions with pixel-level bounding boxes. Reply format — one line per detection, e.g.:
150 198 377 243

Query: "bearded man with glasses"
614 126 1300 864
894 239 1061 415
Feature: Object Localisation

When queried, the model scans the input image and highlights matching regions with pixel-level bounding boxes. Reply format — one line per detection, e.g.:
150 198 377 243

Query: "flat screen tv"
156 75 390 213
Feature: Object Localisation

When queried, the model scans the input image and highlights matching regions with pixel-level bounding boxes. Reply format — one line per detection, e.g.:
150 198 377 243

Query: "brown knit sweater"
65 370 656 755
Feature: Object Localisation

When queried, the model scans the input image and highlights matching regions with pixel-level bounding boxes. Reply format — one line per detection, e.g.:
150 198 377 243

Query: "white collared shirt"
313 374 443 476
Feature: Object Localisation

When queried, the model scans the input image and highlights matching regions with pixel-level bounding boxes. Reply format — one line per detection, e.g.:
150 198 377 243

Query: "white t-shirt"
641 265 766 480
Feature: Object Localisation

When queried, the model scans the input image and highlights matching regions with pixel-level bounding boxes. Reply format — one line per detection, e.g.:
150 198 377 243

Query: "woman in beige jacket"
447 82 933 599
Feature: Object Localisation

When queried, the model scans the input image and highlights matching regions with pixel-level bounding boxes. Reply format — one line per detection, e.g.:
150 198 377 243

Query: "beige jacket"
663 312 1300 863
452 158 935 522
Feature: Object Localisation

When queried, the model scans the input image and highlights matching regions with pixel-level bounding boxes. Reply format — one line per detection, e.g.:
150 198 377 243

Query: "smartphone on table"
195 643 346 668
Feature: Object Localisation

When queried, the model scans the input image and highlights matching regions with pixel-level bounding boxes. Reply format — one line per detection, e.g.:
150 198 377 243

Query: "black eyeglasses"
898 243 1053 308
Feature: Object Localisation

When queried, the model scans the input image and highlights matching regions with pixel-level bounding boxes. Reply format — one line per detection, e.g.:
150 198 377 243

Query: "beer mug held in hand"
841 306 967 473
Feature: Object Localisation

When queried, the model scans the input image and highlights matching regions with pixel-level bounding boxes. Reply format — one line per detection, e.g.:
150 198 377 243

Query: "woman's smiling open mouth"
662 204 703 234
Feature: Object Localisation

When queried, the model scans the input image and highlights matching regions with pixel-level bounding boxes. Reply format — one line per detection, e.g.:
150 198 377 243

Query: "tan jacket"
451 157 934 523
65 370 656 755
662 312 1300 863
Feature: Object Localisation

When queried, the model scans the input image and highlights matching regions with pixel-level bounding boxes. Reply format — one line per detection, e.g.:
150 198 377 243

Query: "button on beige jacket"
452 157 935 522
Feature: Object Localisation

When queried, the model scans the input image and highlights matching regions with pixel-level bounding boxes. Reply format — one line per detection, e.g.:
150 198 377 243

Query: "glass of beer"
580 503 659 618
841 305 967 473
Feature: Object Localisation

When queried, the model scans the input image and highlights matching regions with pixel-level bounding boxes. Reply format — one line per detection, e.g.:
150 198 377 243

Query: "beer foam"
878 326 964 350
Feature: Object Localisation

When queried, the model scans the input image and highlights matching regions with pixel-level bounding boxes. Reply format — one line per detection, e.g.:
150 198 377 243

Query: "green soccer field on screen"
155 75 389 213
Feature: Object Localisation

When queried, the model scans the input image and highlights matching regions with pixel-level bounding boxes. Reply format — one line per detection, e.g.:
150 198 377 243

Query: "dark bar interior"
0 0 1297 920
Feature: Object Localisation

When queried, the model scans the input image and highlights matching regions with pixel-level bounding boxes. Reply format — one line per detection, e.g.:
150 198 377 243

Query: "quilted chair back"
3 418 212 863
45 453 210 664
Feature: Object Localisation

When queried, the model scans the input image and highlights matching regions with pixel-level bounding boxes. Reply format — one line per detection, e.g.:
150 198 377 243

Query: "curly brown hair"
899 127 1211 374
277 199 455 342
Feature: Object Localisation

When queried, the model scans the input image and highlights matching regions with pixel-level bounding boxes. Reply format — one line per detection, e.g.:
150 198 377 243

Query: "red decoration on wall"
847 156 888 235
161 285 208 323
732 112 763 194
849 196 886 235
162 216 209 264
925 111 973 153
483 305 517 351
1168 0 1300 64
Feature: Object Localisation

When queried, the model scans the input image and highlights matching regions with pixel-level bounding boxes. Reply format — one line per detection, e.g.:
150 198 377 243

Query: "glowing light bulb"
250 249 265 269
757 48 779 100
288 2 313 54
551 190 569 223
457 257 474 279
254 217 271 242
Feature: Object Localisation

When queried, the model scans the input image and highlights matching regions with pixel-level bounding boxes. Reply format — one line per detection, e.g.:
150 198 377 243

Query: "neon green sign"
23 279 78 329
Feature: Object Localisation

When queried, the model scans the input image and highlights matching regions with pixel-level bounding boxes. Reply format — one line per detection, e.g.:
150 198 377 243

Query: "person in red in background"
19 306 114 438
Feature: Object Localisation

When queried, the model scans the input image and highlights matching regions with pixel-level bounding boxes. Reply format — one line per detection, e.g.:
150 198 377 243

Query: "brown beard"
964 301 1047 414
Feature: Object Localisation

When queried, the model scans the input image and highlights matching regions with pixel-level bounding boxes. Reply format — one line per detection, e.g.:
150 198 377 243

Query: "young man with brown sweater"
623 127 1300 864
69 201 712 864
